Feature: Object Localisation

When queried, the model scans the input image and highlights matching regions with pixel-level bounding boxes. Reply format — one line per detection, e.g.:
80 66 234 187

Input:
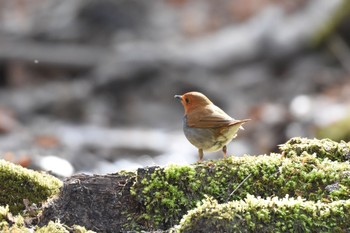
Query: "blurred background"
0 0 350 177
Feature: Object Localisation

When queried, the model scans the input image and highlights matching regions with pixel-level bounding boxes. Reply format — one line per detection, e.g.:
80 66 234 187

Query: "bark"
39 173 139 233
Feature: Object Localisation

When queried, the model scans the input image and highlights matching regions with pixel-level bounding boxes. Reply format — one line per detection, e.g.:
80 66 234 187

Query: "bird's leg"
222 145 227 158
198 149 204 161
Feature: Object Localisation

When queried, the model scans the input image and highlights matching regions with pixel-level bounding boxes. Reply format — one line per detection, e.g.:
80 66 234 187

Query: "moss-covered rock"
0 205 29 232
172 195 350 233
131 151 350 230
0 204 95 232
0 159 62 214
279 137 350 161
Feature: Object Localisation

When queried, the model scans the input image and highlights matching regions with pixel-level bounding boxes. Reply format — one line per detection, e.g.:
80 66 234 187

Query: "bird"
175 91 250 161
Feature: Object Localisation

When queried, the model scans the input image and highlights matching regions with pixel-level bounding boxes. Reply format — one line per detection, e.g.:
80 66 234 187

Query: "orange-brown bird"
175 91 250 161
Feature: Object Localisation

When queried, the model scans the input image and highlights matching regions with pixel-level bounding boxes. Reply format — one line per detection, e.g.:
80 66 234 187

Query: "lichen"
0 159 62 214
279 137 350 162
172 195 350 233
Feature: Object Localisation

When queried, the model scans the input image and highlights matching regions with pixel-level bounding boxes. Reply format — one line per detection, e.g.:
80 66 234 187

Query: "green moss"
35 221 95 233
0 205 9 222
172 195 350 233
279 137 350 162
131 150 350 230
0 162 90 231
35 221 68 233
70 225 96 233
0 225 31 233
0 159 62 214
0 204 31 233
132 165 200 228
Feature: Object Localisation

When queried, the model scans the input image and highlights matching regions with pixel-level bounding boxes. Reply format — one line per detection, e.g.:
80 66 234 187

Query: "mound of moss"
0 205 94 233
279 137 350 161
131 150 350 230
0 159 62 214
172 195 350 233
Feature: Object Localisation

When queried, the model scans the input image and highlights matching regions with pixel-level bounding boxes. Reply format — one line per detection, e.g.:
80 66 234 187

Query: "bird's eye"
185 98 189 104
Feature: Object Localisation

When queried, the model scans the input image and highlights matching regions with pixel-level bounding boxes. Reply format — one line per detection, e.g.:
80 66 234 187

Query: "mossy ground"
1 137 350 232
131 137 350 231
0 203 94 232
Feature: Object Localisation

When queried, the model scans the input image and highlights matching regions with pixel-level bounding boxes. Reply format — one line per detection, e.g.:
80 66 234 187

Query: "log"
39 173 138 232
0 35 109 69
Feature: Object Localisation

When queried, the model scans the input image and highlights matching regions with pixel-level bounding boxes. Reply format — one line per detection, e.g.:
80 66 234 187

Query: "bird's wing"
186 106 250 128
191 116 249 128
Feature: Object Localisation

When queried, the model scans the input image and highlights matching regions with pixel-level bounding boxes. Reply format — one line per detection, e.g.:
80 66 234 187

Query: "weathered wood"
39 173 139 233
0 35 109 68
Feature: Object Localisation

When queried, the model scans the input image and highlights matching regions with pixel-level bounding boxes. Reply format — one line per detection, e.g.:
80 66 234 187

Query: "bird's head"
174 91 213 114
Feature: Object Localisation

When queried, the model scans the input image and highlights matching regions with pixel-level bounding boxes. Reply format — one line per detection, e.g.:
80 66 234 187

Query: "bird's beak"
174 95 182 101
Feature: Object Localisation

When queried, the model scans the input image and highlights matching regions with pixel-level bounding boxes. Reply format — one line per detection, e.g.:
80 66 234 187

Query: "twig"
227 173 252 201
328 34 350 74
